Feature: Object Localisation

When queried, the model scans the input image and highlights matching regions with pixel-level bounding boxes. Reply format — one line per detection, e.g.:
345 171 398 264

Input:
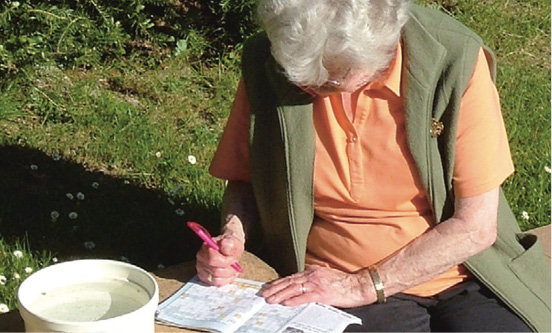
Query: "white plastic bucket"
17 259 159 333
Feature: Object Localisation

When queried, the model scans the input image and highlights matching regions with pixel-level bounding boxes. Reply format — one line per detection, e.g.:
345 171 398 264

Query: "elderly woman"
195 0 550 331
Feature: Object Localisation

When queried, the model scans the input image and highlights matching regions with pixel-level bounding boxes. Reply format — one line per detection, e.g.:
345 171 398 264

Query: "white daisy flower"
0 275 6 285
24 267 33 274
175 208 185 216
545 166 551 174
13 273 20 280
52 257 58 263
76 192 85 200
521 211 530 220
50 210 60 222
13 250 23 258
66 193 74 200
155 151 162 158
187 155 197 165
91 182 100 189
30 164 38 171
0 303 8 313
84 241 96 250
68 212 78 220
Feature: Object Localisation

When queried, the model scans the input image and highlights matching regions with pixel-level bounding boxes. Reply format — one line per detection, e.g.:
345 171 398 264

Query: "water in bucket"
29 278 150 322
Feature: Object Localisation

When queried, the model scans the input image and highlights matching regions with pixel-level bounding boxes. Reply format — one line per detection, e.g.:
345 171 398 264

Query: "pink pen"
187 221 243 273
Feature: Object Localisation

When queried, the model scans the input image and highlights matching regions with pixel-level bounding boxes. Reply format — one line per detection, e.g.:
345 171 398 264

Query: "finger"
218 234 244 257
196 267 214 285
281 292 315 307
261 277 296 298
196 248 239 277
195 251 212 277
197 267 238 287
210 275 238 287
265 273 301 288
264 282 306 304
264 273 309 291
210 266 239 279
196 244 236 268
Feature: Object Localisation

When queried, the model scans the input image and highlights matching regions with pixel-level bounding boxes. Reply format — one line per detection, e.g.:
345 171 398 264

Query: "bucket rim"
17 259 159 327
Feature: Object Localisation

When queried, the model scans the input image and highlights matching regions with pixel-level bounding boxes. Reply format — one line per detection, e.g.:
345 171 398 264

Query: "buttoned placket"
329 90 375 202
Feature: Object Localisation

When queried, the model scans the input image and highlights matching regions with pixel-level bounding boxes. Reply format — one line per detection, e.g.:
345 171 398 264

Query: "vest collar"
264 56 314 106
401 13 448 214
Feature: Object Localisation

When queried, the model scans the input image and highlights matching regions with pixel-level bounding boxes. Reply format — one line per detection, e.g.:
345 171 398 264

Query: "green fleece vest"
241 5 550 332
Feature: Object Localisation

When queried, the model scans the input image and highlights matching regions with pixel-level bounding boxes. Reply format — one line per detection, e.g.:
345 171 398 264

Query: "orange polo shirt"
210 45 514 297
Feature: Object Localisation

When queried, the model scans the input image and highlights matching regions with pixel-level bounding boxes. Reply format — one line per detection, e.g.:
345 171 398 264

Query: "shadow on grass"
0 145 222 271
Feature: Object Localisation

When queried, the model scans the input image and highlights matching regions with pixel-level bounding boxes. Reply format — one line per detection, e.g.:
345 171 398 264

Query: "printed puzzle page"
236 302 361 333
283 303 362 333
234 302 306 333
156 277 266 333
155 276 361 333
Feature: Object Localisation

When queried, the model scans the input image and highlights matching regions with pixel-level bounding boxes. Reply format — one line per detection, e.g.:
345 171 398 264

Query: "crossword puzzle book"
155 276 361 333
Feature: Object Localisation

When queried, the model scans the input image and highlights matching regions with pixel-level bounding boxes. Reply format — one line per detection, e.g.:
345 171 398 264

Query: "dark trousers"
343 280 531 332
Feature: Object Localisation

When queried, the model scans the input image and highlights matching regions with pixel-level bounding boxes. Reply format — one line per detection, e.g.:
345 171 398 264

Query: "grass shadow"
0 145 222 271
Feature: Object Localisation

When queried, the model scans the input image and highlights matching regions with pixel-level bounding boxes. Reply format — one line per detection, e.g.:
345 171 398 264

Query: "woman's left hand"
260 264 373 308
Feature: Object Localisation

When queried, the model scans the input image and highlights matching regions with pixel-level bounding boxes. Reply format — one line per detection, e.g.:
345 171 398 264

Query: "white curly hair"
257 0 410 87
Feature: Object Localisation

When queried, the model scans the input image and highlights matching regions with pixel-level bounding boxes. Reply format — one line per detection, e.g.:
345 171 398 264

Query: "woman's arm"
262 187 499 307
372 186 498 298
195 180 258 286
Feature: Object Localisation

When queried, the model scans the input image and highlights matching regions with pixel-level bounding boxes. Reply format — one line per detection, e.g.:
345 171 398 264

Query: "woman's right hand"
195 231 245 286
196 181 253 286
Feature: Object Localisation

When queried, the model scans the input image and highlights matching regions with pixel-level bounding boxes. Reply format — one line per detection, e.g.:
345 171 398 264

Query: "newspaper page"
156 277 361 333
156 277 266 333
236 302 361 333
235 302 306 333
281 303 362 333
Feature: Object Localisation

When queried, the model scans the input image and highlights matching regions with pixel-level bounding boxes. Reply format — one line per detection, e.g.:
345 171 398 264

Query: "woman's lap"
343 280 530 332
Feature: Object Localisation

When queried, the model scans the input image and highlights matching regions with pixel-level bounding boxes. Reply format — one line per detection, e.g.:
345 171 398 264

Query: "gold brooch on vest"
430 118 444 138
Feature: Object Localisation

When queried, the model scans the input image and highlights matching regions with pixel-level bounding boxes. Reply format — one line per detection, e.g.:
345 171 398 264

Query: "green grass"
0 0 550 313
419 0 551 229
0 55 241 311
0 238 52 310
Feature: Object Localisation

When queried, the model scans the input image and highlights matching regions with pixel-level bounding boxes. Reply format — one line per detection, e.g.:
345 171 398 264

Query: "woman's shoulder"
408 4 483 44
242 32 271 59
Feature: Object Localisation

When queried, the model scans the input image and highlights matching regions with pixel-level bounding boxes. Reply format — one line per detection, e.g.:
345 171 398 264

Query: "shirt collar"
364 42 402 97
